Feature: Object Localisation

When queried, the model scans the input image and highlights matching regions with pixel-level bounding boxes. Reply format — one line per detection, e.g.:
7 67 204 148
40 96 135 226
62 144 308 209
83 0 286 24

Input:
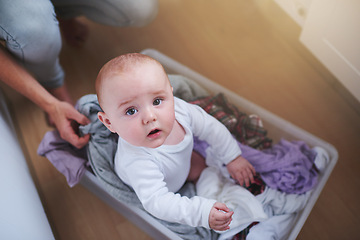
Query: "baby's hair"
96 53 164 107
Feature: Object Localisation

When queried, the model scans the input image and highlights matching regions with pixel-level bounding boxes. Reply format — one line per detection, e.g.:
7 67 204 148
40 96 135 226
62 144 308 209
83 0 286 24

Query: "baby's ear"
97 112 115 133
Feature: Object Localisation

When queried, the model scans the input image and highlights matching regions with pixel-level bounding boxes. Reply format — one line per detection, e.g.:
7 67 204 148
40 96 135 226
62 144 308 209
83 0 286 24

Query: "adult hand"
1 47 90 149
48 100 90 149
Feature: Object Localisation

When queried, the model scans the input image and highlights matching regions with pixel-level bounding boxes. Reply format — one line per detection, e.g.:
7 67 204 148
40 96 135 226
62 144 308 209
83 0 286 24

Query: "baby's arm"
209 202 234 231
185 100 254 185
227 155 256 187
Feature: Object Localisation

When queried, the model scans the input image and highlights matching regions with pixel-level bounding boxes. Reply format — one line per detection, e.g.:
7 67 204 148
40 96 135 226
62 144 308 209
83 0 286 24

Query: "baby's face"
100 61 175 148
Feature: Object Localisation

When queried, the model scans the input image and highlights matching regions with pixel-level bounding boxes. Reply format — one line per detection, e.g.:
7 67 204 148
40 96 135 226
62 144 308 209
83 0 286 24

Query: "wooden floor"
3 0 360 239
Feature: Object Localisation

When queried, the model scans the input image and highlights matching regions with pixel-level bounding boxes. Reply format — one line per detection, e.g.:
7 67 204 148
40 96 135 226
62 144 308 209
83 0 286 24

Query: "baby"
95 53 256 231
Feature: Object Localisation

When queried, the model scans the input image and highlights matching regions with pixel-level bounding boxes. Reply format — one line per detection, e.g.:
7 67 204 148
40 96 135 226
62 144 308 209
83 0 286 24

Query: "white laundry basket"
80 49 338 240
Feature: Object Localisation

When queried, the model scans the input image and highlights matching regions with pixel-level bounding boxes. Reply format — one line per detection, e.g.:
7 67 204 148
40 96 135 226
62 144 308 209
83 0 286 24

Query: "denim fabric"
0 0 158 88
52 0 158 27
0 0 64 88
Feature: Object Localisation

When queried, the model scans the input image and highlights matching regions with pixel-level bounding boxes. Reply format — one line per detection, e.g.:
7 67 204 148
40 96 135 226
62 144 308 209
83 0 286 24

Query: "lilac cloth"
193 137 318 194
37 130 89 187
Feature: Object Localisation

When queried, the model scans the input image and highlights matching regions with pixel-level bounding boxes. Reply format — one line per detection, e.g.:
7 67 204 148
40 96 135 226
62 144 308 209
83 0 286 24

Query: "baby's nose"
142 108 157 124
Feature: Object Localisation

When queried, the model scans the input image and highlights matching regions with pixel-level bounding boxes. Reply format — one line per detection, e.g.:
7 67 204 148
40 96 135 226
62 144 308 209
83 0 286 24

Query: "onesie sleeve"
121 155 216 229
177 98 242 166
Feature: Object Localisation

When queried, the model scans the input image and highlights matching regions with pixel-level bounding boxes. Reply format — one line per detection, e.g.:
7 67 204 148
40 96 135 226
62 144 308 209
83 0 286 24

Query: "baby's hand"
209 202 233 231
226 155 255 187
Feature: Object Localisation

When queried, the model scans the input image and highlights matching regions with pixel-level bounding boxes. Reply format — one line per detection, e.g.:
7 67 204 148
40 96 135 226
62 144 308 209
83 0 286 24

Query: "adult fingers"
68 108 90 126
59 123 90 149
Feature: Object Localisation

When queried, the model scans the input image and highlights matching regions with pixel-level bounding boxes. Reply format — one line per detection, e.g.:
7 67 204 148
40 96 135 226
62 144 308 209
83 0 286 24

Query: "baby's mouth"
148 129 160 136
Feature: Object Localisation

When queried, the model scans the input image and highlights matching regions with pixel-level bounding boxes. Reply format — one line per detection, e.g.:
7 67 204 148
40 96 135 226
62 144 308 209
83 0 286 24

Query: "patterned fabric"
190 93 272 150
232 222 259 240
246 173 265 196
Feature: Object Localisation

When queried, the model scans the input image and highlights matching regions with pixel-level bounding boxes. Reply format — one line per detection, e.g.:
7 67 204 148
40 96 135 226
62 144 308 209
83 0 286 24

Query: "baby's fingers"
214 221 231 231
212 213 233 231
209 203 234 231
236 166 255 187
244 167 255 187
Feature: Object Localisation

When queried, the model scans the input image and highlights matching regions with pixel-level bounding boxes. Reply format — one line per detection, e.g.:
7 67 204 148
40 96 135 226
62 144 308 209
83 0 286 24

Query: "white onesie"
115 97 242 228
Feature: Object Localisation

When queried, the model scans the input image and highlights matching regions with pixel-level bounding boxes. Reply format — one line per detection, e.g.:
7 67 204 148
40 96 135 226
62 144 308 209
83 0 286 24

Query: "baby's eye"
126 108 137 115
153 98 163 106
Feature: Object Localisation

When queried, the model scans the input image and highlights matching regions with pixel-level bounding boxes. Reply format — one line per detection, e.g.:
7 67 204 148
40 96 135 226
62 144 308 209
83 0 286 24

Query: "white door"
300 0 360 102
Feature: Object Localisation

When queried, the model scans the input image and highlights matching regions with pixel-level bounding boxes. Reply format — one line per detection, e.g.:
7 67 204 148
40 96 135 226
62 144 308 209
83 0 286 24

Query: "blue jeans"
0 0 158 88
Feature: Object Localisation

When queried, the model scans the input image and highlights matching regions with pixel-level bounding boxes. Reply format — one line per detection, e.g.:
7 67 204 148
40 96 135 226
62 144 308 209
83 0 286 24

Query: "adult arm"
0 46 89 148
